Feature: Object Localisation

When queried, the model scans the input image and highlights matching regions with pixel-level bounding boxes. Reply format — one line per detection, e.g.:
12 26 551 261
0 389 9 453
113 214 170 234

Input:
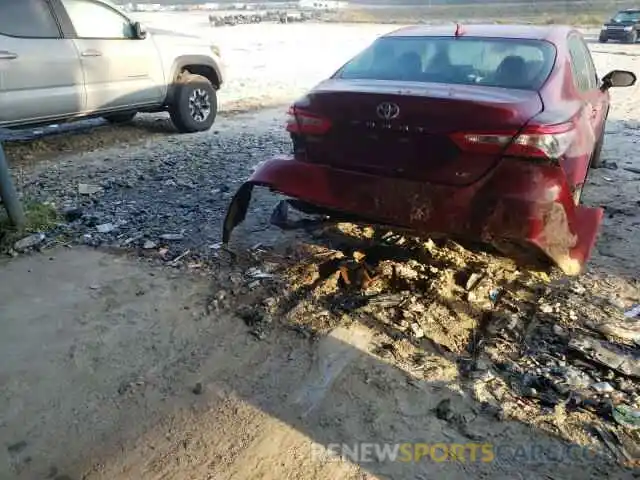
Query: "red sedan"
223 24 636 275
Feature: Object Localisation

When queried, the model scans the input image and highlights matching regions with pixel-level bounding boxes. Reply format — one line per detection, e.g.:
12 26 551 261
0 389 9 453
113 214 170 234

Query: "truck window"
0 0 60 39
61 0 135 39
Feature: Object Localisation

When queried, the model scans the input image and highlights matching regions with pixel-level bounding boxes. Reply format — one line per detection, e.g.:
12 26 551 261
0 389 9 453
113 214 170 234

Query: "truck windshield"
612 11 640 22
335 36 557 91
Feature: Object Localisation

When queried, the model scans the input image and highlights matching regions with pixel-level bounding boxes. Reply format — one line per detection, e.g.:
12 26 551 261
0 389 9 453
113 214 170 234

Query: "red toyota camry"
223 24 636 275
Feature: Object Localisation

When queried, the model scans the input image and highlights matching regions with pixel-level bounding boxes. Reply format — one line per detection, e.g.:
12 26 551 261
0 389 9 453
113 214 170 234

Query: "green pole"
0 141 25 228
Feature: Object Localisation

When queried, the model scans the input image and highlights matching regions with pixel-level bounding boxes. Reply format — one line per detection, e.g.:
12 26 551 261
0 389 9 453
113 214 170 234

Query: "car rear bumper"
223 155 603 275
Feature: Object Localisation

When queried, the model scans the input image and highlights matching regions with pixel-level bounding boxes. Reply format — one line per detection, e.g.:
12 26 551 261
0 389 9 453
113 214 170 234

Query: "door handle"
81 50 102 57
0 51 18 60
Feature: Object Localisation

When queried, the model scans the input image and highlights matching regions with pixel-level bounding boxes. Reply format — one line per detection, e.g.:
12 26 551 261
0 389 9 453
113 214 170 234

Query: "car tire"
627 30 638 43
576 129 605 204
168 72 217 133
599 34 608 43
103 112 137 124
590 129 606 169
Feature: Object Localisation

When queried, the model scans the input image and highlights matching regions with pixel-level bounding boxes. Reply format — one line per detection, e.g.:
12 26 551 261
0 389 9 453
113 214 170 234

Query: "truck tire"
169 72 217 133
103 112 137 124
627 30 638 43
598 34 608 43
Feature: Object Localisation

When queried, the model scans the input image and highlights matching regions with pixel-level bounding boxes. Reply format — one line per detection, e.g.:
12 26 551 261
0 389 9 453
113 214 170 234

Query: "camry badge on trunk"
376 102 400 120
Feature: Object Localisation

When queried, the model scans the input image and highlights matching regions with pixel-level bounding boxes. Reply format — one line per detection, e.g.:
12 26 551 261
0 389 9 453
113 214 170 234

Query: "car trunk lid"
296 79 544 186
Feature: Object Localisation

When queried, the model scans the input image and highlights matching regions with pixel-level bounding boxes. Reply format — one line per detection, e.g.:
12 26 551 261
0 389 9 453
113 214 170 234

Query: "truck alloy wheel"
188 89 212 123
169 73 218 133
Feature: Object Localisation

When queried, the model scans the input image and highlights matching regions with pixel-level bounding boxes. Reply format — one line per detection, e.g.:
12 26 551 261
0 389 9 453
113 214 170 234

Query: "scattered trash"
142 240 157 250
122 234 143 246
167 250 190 266
465 272 483 291
410 322 425 339
623 166 640 175
209 242 223 250
586 316 640 345
602 161 618 170
269 199 326 230
612 404 640 429
245 267 274 280
569 335 640 379
489 288 501 303
13 233 45 252
540 304 554 314
77 183 103 195
624 304 640 318
96 223 115 233
591 382 615 393
160 233 185 241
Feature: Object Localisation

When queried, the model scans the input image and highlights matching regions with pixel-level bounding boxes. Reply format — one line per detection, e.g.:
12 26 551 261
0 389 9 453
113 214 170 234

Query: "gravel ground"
5 109 288 258
1 21 640 480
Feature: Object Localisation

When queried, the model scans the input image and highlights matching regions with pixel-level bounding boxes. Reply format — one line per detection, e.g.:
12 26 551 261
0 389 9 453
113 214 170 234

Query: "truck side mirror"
133 21 147 40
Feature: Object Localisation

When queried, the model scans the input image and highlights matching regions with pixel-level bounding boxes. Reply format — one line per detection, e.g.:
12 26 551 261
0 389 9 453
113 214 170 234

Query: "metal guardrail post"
0 141 25 228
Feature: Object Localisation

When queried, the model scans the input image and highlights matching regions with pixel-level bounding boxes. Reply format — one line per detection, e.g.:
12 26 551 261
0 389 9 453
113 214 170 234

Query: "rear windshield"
613 11 640 22
334 36 557 91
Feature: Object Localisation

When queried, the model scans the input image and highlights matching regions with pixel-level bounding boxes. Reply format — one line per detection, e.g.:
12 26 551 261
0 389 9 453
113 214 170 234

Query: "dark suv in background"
599 8 640 43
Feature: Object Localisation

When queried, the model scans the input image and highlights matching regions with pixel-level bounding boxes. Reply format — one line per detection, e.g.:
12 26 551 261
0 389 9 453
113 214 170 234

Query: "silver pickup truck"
0 0 225 133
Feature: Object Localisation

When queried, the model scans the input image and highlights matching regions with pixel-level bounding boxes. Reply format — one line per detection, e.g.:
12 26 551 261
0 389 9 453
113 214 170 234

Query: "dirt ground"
0 247 633 480
2 25 640 480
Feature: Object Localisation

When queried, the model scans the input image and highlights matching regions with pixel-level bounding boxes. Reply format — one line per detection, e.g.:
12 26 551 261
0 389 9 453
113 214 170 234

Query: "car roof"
382 24 573 42
619 9 640 13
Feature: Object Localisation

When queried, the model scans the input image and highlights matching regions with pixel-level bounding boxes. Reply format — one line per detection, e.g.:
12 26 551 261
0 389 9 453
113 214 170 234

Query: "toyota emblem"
376 102 400 120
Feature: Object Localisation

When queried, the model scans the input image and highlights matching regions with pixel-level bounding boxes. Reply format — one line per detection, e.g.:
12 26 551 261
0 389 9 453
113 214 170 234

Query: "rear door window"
0 0 60 38
336 36 557 90
61 0 135 39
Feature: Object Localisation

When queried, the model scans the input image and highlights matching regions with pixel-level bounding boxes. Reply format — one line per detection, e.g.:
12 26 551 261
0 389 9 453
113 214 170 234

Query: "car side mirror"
601 70 636 91
133 21 147 40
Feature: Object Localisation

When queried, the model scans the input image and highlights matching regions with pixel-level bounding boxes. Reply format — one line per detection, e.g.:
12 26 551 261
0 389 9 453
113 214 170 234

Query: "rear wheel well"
178 64 220 89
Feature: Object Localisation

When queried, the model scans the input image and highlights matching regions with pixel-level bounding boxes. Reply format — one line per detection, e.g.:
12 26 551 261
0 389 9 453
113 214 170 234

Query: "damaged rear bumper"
223 155 603 275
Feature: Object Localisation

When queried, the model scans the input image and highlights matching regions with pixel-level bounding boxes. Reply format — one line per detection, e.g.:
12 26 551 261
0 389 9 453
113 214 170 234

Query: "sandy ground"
1 20 640 480
0 248 628 480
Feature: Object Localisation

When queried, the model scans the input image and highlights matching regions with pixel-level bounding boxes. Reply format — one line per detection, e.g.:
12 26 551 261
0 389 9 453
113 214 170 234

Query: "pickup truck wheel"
169 73 217 133
627 30 638 43
103 112 137 124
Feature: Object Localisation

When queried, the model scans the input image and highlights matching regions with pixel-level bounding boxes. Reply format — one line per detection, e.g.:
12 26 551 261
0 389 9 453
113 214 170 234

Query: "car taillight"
450 122 576 161
285 106 332 135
